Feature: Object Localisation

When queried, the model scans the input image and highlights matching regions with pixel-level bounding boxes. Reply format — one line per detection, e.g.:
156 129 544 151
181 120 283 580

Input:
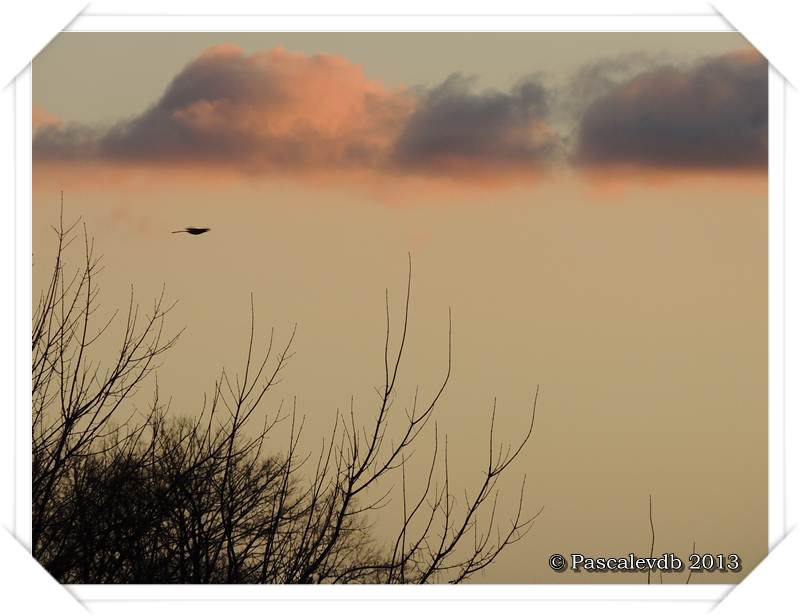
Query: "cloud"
35 45 413 176
33 45 559 191
573 49 768 172
390 74 560 179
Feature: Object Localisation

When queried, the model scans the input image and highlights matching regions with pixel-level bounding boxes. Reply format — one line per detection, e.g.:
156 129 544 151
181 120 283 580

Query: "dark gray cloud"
573 50 768 171
391 74 560 175
32 123 105 160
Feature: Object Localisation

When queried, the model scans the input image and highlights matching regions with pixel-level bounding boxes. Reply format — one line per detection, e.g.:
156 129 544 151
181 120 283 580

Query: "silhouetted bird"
172 227 210 235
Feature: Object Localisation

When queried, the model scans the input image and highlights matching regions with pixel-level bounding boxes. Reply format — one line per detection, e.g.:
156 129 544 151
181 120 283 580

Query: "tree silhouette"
33 205 179 572
33 205 542 584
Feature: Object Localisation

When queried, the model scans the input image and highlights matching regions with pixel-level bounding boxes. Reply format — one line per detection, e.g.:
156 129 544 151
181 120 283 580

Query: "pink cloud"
33 45 559 195
32 105 62 131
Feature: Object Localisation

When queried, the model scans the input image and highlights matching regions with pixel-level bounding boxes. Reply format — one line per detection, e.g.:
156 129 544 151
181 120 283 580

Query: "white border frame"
9 7 788 612
768 67 786 550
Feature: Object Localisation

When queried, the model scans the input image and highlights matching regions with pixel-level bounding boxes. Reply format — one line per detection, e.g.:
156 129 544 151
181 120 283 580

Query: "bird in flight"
172 227 210 235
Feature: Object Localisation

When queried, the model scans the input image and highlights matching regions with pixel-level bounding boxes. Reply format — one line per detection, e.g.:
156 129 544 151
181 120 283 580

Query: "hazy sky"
32 32 766 583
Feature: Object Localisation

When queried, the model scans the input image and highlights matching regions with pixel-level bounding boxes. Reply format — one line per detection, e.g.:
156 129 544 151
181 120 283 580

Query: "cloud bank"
33 45 767 193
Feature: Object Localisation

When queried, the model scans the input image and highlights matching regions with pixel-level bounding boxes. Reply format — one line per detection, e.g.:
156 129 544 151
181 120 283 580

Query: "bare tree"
267 258 543 584
32 206 542 584
33 200 180 569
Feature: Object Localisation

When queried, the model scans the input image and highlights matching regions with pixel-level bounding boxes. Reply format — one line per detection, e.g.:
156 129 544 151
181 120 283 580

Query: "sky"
32 32 767 583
